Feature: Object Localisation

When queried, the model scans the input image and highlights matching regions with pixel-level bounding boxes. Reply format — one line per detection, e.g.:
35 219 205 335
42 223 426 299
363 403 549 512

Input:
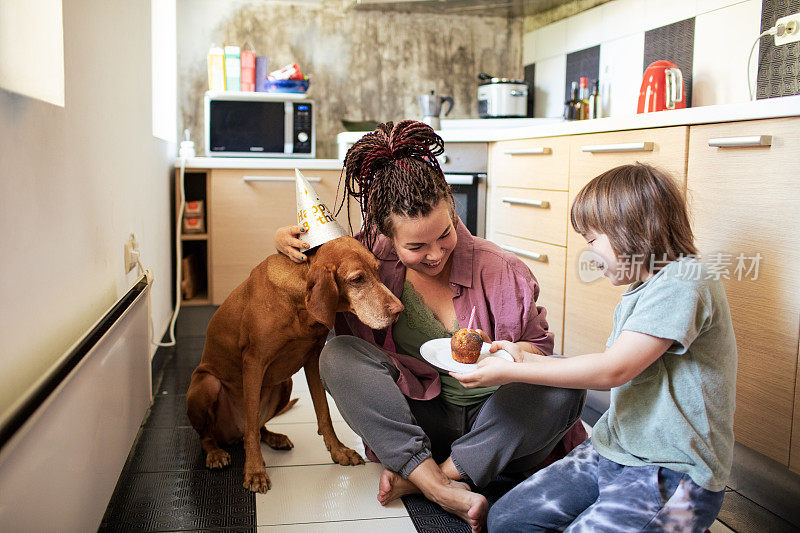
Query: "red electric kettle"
637 60 685 113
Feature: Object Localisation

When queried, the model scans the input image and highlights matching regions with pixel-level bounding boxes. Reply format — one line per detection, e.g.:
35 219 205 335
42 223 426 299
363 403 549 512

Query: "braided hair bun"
339 120 454 249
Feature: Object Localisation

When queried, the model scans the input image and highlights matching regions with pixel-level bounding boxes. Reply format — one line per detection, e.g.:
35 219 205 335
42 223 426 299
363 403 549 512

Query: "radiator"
0 273 153 532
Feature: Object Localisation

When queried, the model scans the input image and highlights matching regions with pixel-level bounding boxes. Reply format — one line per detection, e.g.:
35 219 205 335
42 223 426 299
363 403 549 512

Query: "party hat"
295 168 347 249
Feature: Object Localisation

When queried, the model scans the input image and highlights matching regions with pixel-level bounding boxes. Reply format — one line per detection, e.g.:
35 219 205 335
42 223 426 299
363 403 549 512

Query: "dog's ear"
305 264 339 330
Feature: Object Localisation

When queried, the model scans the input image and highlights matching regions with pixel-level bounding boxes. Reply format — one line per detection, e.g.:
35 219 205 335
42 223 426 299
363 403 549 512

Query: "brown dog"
186 235 403 493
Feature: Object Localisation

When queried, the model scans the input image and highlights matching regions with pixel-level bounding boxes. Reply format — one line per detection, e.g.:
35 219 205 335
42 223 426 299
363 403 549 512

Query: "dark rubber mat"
403 494 471 533
99 468 254 532
100 305 255 532
402 475 521 532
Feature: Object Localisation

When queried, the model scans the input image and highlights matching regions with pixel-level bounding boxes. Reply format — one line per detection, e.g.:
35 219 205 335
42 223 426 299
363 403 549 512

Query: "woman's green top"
392 280 498 406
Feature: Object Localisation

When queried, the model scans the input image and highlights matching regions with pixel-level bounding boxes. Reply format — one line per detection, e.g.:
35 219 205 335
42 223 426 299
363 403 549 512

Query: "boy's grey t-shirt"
591 258 737 492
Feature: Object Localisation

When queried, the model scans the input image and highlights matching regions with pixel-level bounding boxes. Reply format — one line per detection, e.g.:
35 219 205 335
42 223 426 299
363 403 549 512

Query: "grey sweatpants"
319 335 586 487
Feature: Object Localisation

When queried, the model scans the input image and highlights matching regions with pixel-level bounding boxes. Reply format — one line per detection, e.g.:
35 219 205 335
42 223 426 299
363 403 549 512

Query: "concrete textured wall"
178 0 522 158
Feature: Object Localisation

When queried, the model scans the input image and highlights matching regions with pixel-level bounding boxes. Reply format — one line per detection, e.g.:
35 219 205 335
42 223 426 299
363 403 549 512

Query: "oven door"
445 173 486 238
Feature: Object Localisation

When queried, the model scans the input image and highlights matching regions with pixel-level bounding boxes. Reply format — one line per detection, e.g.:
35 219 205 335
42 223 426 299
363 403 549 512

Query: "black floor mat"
402 475 521 532
99 305 256 532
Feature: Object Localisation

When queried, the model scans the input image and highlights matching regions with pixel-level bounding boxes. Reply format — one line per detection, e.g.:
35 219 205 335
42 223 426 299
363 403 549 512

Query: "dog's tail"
275 397 299 417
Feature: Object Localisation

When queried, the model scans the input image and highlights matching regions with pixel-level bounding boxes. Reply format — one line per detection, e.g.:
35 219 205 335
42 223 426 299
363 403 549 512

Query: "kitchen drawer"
492 234 566 355
488 136 570 190
569 126 689 185
687 117 800 467
210 168 347 304
490 187 568 246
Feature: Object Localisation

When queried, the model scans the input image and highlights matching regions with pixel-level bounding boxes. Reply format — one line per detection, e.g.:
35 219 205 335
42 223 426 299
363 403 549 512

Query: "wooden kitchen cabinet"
562 126 689 356
487 136 571 353
492 234 567 354
686 117 800 468
210 168 347 305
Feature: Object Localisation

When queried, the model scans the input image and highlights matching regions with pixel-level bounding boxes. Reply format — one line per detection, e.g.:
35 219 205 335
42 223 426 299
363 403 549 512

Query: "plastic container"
262 79 309 93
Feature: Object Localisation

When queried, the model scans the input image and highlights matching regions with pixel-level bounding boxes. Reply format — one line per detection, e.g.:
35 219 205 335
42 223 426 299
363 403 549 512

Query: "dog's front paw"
243 466 271 493
330 446 365 466
261 430 294 450
206 449 231 469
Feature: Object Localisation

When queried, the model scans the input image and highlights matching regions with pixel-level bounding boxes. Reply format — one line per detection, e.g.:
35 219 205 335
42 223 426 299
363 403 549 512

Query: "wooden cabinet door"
687 117 800 466
563 126 689 356
492 234 567 354
209 169 347 304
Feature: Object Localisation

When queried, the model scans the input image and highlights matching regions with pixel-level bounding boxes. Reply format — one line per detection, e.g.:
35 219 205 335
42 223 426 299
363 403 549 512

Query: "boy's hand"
450 356 515 388
490 340 541 364
274 225 310 263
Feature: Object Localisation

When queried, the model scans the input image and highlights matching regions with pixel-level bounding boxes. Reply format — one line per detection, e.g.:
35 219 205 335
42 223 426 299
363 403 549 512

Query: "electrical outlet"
775 12 800 46
124 233 139 273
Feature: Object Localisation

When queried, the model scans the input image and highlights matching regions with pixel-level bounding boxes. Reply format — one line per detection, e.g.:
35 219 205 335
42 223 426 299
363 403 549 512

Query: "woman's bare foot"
406 458 489 532
377 469 420 505
427 479 488 533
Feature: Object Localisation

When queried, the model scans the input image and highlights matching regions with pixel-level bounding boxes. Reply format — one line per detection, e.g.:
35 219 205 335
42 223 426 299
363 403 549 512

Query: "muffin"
451 328 482 364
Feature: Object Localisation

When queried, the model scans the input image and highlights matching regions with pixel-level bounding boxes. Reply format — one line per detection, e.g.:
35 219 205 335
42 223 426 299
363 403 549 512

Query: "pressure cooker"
477 73 528 118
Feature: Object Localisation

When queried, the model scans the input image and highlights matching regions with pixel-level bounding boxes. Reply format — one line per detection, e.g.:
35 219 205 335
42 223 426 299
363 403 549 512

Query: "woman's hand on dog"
275 225 310 263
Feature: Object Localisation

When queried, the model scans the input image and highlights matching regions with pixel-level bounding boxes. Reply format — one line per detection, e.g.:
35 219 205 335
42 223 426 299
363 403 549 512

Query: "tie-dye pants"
488 440 724 532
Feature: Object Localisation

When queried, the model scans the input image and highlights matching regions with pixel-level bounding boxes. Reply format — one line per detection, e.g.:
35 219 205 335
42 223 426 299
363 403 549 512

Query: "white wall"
524 0 763 118
0 1 175 418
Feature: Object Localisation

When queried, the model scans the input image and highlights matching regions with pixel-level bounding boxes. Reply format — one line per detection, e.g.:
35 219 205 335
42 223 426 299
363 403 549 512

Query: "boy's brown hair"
570 163 697 267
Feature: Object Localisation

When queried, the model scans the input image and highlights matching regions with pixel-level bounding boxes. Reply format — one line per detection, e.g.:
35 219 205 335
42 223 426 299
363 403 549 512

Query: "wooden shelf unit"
175 169 211 306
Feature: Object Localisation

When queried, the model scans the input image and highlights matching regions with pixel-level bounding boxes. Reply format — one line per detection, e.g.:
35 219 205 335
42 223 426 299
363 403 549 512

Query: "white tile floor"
255 370 734 532
255 369 416 531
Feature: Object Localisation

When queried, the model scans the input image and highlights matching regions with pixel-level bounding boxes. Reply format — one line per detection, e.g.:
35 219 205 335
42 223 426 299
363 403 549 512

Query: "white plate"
419 337 513 373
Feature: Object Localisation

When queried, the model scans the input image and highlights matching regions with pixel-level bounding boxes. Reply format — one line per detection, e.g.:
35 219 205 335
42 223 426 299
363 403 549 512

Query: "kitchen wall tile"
523 31 537 66
643 17 696 107
534 54 567 118
599 33 646 116
534 19 568 60
644 0 698 31
758 0 800 98
696 0 750 15
565 45 601 103
693 0 762 106
565 6 606 54
600 0 647 41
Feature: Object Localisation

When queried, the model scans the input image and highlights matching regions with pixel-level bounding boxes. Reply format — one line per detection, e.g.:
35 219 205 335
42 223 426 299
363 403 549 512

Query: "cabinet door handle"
504 147 552 155
242 176 321 183
707 135 772 148
499 244 548 263
501 197 550 209
581 142 654 153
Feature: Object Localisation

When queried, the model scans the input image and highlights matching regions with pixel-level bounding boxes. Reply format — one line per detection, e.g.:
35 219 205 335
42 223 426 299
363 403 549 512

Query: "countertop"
338 95 800 144
178 157 343 170
181 96 800 169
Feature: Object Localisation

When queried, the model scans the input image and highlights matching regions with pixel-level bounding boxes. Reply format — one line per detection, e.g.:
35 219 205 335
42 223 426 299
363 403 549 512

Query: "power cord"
135 156 186 348
747 26 779 101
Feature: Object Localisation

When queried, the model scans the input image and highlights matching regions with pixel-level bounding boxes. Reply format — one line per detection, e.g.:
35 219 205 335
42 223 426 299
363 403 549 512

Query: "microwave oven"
204 91 315 157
